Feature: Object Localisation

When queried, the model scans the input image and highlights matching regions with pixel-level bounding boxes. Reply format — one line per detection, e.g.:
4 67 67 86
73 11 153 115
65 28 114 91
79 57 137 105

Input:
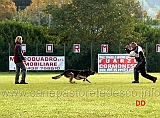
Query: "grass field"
0 72 160 118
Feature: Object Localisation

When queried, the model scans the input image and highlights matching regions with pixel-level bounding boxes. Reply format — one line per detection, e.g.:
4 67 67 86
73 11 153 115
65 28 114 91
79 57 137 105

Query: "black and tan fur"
52 68 95 84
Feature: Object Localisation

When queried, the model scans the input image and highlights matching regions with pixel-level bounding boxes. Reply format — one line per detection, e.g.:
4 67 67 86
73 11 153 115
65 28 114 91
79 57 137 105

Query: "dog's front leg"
86 78 91 83
83 78 87 82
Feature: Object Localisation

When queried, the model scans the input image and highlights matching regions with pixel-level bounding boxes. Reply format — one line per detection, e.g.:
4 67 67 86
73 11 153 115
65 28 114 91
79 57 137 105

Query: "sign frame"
73 44 80 53
156 44 160 52
101 44 108 53
46 44 53 53
21 44 26 52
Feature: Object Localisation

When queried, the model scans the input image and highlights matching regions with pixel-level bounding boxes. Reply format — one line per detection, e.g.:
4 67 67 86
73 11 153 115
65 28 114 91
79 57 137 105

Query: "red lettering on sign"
10 57 14 61
74 44 80 53
99 58 137 65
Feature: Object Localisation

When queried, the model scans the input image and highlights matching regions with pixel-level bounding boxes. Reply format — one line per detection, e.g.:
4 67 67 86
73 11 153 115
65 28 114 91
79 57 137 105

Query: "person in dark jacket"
125 42 157 83
14 36 28 84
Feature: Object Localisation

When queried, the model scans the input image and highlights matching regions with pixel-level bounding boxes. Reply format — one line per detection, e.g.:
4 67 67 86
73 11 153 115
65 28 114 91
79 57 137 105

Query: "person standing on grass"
14 36 28 84
125 42 157 83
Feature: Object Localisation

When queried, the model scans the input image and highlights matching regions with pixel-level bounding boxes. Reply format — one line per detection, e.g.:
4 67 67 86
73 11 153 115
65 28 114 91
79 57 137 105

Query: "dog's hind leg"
69 73 77 84
69 77 73 83
69 77 77 84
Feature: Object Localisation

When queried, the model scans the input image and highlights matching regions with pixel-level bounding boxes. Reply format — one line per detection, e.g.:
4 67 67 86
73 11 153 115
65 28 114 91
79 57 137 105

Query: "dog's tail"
52 72 65 79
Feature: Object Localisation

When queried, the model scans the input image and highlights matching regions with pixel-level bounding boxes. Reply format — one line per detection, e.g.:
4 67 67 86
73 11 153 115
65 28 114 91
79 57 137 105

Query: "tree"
156 10 160 20
46 0 144 69
0 0 17 21
47 0 142 43
124 0 143 19
14 0 69 25
134 23 160 72
143 10 148 18
0 20 60 44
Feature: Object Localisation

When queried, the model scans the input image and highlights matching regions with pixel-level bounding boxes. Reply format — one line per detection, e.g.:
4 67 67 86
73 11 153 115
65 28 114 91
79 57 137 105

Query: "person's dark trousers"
134 61 155 81
15 62 27 84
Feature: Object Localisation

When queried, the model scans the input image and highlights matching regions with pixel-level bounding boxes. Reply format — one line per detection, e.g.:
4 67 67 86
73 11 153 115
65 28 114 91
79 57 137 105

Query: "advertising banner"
98 54 137 73
9 56 65 71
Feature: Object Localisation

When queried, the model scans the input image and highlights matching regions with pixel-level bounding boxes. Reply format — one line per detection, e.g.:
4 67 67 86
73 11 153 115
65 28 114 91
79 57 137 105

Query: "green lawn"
0 72 160 118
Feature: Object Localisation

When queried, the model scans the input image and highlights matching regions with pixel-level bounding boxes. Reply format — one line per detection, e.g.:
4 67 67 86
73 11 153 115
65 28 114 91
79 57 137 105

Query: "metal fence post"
91 43 93 70
38 3 40 26
48 2 51 27
36 43 38 55
8 43 10 73
36 43 38 72
146 42 148 72
119 43 121 54
64 43 65 70
18 6 20 22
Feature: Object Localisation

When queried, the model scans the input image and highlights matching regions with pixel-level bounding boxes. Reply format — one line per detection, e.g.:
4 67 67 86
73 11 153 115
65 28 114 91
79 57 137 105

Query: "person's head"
130 42 137 50
15 36 23 44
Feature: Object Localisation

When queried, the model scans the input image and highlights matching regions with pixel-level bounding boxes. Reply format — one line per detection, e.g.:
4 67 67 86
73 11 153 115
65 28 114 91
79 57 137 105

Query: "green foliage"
0 20 59 71
45 0 144 69
0 20 59 44
0 0 17 21
144 16 160 25
0 0 160 72
47 0 139 44
134 23 160 72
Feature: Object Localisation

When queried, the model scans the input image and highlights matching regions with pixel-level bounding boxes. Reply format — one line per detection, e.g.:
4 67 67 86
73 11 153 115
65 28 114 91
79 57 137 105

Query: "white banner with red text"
98 54 137 73
9 56 65 70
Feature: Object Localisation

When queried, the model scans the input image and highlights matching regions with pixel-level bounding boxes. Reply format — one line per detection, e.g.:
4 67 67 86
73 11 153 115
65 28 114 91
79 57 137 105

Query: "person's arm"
124 45 131 53
17 44 25 60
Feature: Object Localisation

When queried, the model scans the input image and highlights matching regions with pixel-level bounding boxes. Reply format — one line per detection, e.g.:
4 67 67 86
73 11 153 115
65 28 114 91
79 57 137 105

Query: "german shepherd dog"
52 68 95 84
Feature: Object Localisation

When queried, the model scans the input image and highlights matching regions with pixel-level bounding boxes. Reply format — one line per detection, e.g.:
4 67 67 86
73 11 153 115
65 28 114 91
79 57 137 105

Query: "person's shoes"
20 81 28 84
15 82 20 84
153 77 157 83
20 80 28 84
132 81 139 83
